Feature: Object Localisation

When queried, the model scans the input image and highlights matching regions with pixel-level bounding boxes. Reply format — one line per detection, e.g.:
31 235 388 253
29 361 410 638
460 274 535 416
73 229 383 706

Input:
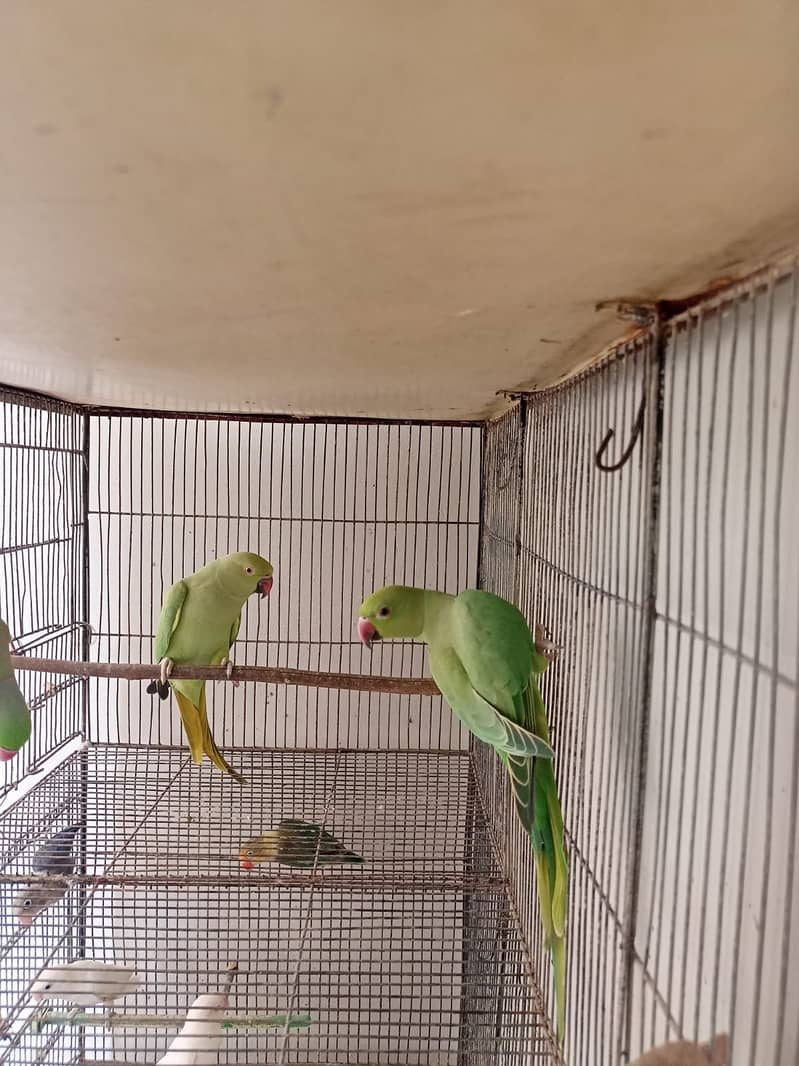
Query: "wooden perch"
10 656 440 697
30 1010 313 1033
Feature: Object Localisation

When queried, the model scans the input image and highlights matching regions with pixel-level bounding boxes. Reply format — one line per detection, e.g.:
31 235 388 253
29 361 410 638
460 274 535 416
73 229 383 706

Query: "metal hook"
595 392 646 472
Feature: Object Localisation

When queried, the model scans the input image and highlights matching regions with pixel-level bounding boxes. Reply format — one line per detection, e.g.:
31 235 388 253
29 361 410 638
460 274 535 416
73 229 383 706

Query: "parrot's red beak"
0 748 17 762
31 993 41 1004
357 618 379 648
240 859 255 870
17 915 33 926
257 576 273 598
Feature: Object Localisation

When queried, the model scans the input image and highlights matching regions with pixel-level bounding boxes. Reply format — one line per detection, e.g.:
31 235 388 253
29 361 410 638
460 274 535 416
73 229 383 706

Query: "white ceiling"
1 1 797 420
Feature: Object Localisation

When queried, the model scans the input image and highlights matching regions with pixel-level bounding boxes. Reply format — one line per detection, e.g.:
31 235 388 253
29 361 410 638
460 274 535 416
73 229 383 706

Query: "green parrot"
239 819 364 869
146 552 273 784
0 618 32 761
357 586 568 1040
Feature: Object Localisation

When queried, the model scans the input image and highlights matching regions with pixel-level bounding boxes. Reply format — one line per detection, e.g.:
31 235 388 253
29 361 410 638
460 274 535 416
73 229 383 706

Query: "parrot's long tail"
174 688 246 784
501 678 569 1043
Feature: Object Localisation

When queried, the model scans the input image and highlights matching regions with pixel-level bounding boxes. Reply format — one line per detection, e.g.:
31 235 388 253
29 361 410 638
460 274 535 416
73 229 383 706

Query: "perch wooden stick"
31 1011 313 1032
10 656 439 697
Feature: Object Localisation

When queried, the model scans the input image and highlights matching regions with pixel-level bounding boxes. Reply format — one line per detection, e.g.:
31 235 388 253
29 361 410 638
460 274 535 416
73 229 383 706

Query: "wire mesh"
632 265 799 1066
0 389 86 798
479 337 656 1066
0 746 541 1065
87 418 480 752
478 260 799 1066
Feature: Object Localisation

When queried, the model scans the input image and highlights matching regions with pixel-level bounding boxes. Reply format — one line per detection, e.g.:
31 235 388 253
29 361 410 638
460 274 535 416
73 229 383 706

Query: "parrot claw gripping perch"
145 658 174 700
534 624 562 664
160 658 174 686
220 657 239 688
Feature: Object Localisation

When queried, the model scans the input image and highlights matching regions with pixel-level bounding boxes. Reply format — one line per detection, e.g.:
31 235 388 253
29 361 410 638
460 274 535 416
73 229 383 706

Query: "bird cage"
0 259 797 1066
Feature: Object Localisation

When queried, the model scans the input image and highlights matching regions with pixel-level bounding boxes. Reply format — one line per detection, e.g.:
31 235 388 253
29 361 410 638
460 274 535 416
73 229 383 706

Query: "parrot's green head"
357 586 425 646
0 618 11 650
217 552 274 600
239 831 279 868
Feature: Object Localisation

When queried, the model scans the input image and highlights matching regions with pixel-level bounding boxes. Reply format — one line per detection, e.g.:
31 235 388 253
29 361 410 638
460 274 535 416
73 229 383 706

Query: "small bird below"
239 819 364 869
629 1034 729 1066
30 959 140 1006
13 824 82 925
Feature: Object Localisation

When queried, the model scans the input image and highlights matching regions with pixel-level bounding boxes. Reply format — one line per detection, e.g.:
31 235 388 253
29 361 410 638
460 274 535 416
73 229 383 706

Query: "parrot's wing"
429 646 553 759
154 581 189 662
228 612 241 650
450 590 536 725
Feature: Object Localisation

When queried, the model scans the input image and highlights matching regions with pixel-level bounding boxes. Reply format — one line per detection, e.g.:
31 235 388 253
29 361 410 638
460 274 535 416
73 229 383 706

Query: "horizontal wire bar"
10 656 440 696
30 1011 313 1032
87 511 478 526
0 536 78 557
0 872 505 891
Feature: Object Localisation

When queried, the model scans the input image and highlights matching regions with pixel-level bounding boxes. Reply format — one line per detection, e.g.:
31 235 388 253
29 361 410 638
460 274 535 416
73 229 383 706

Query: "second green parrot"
147 551 273 783
0 618 32 762
357 586 568 1040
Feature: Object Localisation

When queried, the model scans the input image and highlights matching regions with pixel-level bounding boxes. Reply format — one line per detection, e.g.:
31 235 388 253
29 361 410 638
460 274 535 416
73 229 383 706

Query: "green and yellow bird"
147 551 273 783
357 585 567 1040
240 819 364 869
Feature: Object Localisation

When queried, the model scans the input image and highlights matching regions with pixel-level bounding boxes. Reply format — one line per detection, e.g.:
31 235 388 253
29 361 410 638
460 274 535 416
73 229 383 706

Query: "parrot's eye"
245 566 253 575
246 849 253 856
377 606 390 619
43 983 51 990
23 899 32 908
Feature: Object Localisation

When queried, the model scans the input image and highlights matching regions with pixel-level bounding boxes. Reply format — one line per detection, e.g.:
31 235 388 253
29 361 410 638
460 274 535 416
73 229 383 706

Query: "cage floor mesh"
0 747 551 1065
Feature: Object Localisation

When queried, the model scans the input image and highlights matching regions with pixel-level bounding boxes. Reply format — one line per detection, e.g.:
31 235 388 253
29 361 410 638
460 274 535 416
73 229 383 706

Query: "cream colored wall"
0 2 797 418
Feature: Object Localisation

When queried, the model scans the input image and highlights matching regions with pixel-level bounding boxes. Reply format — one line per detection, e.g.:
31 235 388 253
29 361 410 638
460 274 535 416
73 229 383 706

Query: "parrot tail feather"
199 700 247 784
551 929 566 1042
174 690 206 764
174 690 246 784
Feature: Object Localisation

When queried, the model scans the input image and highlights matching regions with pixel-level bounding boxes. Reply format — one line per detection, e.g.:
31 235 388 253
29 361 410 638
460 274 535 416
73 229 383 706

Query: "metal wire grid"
631 265 799 1066
478 338 655 1066
0 746 540 1065
477 260 799 1066
0 389 86 798
87 417 480 752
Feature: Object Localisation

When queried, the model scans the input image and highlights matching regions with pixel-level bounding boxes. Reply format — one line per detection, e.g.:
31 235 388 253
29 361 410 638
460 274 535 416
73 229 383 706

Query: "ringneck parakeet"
157 993 229 1065
31 959 140 1006
240 819 364 869
357 586 568 1040
146 552 273 784
13 823 82 924
0 619 32 761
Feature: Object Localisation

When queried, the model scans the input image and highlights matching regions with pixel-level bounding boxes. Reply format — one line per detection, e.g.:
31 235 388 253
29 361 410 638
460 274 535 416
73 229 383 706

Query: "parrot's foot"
534 624 562 663
159 657 175 686
220 657 240 688
146 657 174 699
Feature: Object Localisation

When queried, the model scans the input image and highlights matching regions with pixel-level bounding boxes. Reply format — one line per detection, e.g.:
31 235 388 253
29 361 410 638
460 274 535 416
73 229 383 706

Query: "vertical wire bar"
728 278 774 1060
619 327 666 1059
775 265 799 1063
